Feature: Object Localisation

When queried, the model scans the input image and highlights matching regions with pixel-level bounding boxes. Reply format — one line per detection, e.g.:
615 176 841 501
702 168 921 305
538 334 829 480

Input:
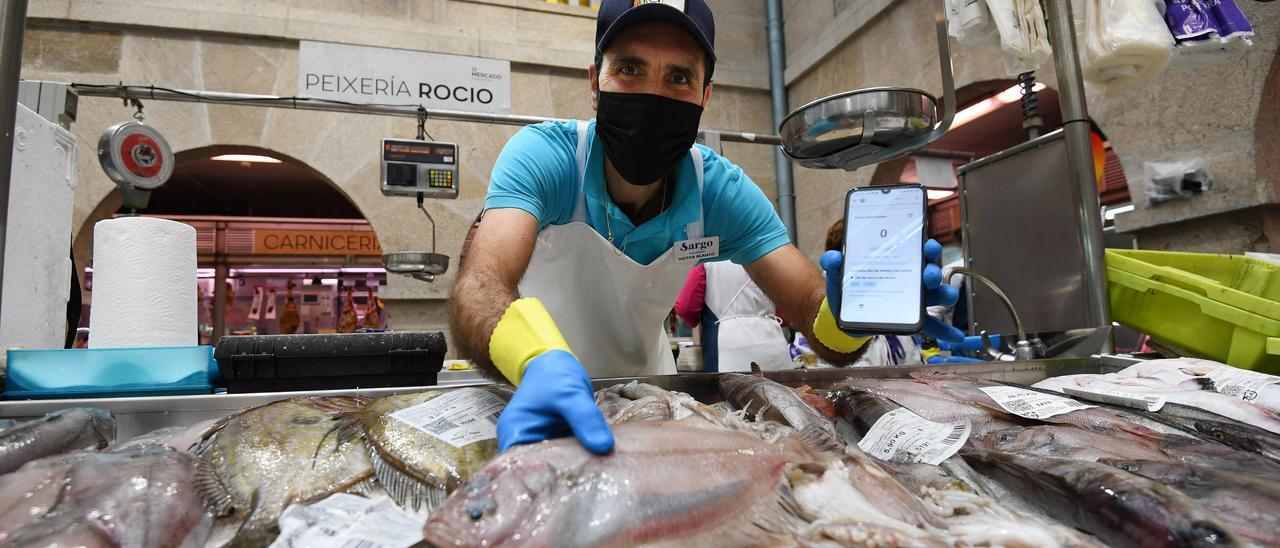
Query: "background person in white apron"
449 0 966 455
674 262 794 372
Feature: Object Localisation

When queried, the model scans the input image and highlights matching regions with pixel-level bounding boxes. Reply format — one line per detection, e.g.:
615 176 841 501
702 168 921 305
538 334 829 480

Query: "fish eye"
998 432 1015 442
466 499 496 521
1189 522 1233 544
1117 462 1139 472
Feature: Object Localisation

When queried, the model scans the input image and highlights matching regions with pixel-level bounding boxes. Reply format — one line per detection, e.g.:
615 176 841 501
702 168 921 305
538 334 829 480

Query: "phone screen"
840 185 925 328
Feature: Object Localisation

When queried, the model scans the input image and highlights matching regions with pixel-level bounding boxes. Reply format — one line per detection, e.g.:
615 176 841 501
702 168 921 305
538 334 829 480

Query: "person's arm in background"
673 264 707 328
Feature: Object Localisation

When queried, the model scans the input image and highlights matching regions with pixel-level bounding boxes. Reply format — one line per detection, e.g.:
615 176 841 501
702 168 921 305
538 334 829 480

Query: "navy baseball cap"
596 0 716 80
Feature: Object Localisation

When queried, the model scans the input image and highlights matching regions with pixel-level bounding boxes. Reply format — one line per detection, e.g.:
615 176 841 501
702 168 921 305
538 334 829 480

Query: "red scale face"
120 133 164 178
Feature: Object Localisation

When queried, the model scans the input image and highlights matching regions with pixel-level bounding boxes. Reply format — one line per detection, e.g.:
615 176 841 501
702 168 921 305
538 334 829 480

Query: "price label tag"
857 408 971 466
390 388 505 448
978 386 1094 420
1063 387 1166 412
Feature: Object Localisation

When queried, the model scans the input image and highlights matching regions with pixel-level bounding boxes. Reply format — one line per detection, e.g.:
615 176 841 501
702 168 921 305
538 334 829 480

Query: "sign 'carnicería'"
298 41 512 114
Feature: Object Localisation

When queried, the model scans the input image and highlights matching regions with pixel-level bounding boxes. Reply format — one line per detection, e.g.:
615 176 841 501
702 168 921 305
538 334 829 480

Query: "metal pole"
0 0 28 327
71 84 782 146
1043 0 1113 352
211 226 228 345
765 0 797 244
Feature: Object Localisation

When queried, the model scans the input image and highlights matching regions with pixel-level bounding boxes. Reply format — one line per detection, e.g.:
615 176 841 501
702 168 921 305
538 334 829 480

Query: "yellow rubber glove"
488 298 574 385
812 297 872 354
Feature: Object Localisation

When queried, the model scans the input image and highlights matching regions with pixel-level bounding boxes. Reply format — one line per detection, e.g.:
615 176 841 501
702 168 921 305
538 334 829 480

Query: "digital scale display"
380 139 459 198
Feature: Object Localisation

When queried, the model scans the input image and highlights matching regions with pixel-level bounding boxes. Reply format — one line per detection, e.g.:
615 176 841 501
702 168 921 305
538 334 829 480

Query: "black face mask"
595 91 704 186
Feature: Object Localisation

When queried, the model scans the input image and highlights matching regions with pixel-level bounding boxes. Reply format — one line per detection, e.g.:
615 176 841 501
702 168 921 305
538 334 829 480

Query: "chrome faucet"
945 267 1037 361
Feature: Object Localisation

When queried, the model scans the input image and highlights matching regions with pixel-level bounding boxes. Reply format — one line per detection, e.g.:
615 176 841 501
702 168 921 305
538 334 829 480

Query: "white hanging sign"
298 41 511 114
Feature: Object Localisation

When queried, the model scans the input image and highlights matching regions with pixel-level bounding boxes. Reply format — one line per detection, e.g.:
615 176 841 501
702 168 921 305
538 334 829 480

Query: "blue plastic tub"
4 346 218 399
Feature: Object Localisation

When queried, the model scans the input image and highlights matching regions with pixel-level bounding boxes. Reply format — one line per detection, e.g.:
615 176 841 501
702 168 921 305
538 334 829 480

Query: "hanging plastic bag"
1074 0 1174 96
948 0 996 44
1164 0 1253 68
985 0 1052 73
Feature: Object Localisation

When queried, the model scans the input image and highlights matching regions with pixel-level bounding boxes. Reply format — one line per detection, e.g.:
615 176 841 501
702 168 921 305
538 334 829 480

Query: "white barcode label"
1063 387 1167 412
978 386 1094 420
271 494 423 548
389 388 506 448
1206 367 1280 403
857 408 971 466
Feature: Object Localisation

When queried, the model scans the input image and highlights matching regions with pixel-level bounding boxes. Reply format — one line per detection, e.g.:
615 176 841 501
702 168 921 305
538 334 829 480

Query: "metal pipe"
211 226 228 345
0 0 28 324
71 84 782 146
1043 0 1113 353
765 0 797 243
946 266 1027 344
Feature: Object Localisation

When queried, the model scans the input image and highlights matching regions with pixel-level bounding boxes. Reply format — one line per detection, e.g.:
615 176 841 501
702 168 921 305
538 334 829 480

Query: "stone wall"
21 0 778 353
780 0 1280 261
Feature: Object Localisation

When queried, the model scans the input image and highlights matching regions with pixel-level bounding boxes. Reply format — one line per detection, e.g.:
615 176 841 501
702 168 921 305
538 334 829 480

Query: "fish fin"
347 477 380 497
368 445 445 512
793 425 846 462
751 362 764 376
332 413 366 448
194 455 240 517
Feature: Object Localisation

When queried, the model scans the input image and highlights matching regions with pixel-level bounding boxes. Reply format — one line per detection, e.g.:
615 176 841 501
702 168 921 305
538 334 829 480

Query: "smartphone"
838 184 928 334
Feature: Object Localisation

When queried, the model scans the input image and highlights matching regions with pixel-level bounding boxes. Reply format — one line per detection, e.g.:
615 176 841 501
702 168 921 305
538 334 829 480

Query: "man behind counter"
449 0 964 455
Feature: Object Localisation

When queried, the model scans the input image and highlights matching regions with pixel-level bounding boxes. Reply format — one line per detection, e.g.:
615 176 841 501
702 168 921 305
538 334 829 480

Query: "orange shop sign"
253 229 383 256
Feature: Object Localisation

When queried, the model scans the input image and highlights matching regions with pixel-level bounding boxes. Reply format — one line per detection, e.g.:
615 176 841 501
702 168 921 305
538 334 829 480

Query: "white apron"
517 122 707 377
703 261 793 372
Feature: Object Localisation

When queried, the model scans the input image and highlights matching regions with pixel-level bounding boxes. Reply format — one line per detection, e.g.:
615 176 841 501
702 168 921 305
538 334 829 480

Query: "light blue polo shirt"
485 119 790 266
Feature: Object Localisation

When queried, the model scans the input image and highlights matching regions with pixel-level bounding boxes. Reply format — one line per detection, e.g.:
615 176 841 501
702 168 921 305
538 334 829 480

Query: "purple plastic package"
1165 0 1217 43
1206 0 1253 41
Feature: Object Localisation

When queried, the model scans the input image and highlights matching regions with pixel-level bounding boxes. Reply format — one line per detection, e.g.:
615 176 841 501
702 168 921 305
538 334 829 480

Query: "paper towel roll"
89 217 197 348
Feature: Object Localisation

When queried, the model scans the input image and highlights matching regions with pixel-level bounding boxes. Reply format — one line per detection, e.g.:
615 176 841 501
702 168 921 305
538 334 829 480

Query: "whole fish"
194 396 374 544
0 451 91 541
978 425 1173 463
832 377 1029 437
359 387 511 512
981 423 1280 481
913 373 1185 438
965 450 1239 548
0 408 115 475
839 389 988 491
33 444 209 546
1117 359 1280 415
719 372 837 441
1099 459 1280 546
424 421 832 547
1035 373 1280 434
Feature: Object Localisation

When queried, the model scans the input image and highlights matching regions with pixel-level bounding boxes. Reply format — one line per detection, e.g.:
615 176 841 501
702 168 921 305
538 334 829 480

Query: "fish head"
86 408 116 448
424 455 560 546
981 427 1050 452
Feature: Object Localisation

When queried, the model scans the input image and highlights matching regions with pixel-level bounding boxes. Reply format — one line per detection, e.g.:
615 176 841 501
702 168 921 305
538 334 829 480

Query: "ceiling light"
927 189 956 200
211 154 281 164
952 82 1047 129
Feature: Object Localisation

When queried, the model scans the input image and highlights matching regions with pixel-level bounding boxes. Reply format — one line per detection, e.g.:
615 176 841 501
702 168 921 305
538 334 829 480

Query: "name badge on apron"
675 236 719 264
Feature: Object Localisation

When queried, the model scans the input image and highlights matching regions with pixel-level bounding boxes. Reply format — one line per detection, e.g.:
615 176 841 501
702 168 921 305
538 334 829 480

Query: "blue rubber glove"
495 349 614 454
820 238 965 343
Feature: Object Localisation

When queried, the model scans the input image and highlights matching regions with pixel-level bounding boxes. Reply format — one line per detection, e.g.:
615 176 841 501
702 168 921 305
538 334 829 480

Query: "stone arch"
71 144 372 286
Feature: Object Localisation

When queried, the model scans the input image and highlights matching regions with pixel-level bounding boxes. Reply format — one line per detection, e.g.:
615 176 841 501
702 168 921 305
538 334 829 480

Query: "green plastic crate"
1107 249 1280 374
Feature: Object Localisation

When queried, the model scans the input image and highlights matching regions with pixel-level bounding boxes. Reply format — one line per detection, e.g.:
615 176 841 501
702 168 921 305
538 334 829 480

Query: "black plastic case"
214 332 445 393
